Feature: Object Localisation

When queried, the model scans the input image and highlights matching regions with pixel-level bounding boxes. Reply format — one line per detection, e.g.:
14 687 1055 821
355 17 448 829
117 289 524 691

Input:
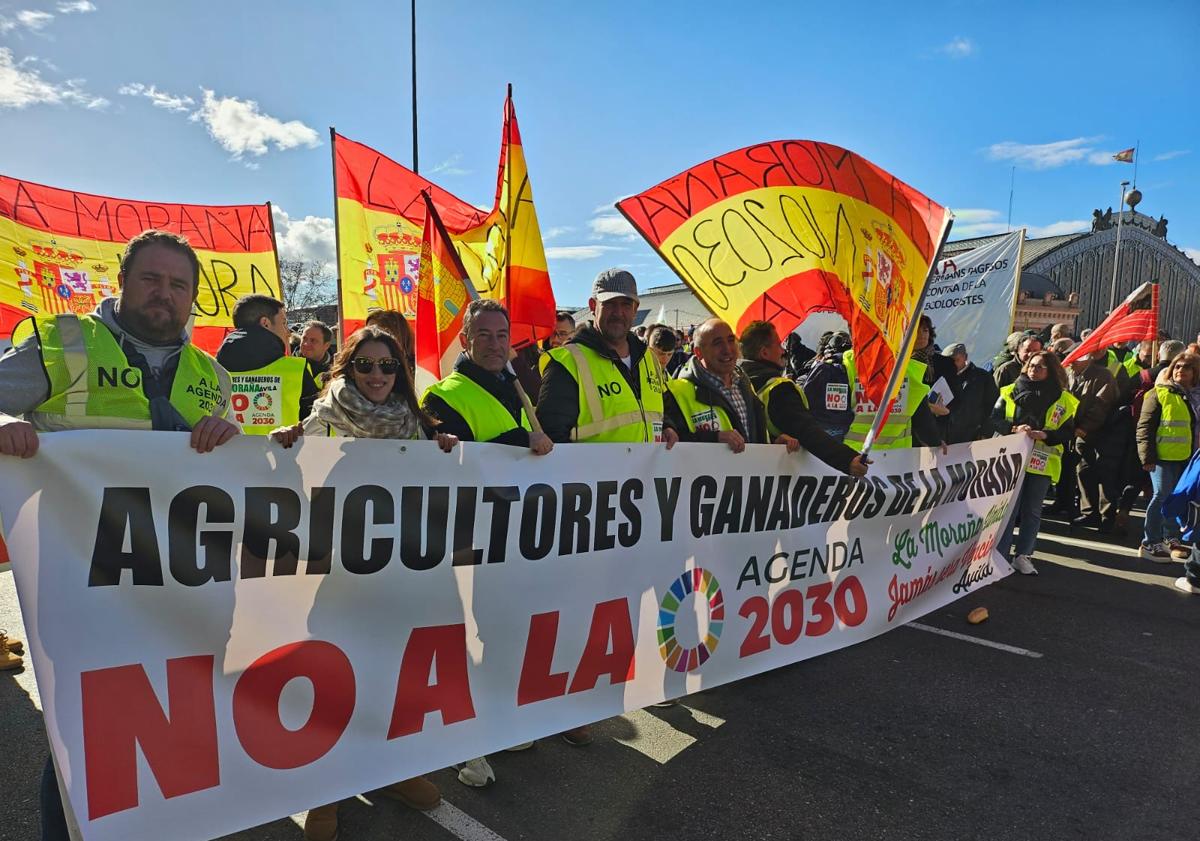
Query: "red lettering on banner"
81 655 219 820
387 624 476 738
232 641 355 770
517 611 569 705
568 598 636 693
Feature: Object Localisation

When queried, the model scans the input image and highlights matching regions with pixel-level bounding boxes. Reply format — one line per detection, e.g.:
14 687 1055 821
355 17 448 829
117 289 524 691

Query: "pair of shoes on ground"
0 630 23 671
303 776 441 841
1010 555 1038 576
1139 542 1176 563
457 756 496 787
1167 539 1192 560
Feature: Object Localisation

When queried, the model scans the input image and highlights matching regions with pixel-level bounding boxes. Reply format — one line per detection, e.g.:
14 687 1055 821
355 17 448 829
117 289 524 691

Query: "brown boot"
379 776 440 811
0 631 22 671
561 725 593 746
0 630 22 655
303 803 338 841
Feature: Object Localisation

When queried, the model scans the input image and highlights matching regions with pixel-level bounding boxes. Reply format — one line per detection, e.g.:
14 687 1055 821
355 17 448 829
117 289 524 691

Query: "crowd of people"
1 229 1199 840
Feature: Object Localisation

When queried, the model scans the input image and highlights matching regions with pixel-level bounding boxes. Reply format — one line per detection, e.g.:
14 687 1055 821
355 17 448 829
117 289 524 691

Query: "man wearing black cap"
537 268 680 447
942 342 999 443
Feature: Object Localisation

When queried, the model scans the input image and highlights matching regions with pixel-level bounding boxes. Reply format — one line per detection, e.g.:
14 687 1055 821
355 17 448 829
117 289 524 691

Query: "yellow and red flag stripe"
414 193 478 391
617 141 950 406
0 175 278 353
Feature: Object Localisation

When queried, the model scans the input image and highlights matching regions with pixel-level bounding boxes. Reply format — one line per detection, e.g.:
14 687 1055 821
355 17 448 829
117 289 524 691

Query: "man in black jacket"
216 294 320 418
737 321 868 476
942 343 1000 443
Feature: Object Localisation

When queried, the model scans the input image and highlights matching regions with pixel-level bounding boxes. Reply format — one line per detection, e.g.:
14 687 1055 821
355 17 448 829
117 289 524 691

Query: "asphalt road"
2 513 1198 841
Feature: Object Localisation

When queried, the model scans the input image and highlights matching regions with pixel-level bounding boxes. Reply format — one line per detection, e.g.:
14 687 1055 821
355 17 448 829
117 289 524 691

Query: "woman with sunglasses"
270 325 454 840
1136 351 1200 561
271 326 456 450
992 350 1078 576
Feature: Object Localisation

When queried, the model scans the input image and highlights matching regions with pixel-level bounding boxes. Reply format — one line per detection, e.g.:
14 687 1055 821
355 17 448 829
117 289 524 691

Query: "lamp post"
1108 180 1131 311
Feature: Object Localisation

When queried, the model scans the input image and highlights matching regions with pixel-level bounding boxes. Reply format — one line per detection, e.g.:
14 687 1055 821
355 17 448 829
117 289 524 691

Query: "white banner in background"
924 229 1023 369
0 433 1030 840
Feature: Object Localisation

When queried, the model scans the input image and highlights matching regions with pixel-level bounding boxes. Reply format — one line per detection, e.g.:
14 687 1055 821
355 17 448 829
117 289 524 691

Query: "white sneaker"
503 741 535 752
457 756 495 787
1139 542 1173 562
1174 577 1200 595
1011 555 1038 576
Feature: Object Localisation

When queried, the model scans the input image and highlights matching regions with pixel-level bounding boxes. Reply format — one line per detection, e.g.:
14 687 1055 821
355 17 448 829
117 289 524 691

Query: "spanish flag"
1113 148 1135 163
414 193 478 391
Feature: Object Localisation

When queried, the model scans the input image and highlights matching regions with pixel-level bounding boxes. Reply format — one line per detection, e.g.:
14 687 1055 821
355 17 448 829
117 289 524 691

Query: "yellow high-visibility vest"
998 385 1079 481
1153 385 1194 461
228 356 307 435
546 343 666 442
422 371 531 441
843 351 930 450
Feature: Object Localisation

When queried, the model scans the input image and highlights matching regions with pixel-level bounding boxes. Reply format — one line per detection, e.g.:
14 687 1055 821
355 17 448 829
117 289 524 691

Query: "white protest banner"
924 229 1023 369
0 432 1030 841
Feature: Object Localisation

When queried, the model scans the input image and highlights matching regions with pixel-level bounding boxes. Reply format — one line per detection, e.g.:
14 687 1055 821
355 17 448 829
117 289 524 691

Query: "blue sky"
2 0 1197 307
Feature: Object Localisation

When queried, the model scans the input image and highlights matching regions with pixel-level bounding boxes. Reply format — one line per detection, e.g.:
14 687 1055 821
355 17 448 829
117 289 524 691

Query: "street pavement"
2 513 1198 841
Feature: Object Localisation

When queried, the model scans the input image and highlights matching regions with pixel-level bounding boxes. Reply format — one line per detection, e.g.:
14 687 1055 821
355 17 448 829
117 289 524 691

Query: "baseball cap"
591 268 639 304
941 342 968 357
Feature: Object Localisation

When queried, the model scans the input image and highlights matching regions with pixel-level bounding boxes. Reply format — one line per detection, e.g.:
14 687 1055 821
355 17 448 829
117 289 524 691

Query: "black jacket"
668 356 768 444
738 358 858 474
422 354 531 447
216 325 320 417
947 362 1000 444
536 326 679 443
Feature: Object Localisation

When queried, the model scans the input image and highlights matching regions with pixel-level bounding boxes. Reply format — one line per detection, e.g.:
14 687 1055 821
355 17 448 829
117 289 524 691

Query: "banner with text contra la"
0 175 280 353
0 433 1028 841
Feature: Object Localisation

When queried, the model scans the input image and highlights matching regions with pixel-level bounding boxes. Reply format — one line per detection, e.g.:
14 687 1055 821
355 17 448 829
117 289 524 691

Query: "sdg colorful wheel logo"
657 568 723 672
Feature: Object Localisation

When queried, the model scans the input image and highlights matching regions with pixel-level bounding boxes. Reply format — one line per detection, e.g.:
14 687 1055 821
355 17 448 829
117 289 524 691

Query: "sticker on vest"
230 374 283 428
1028 446 1049 473
691 408 721 432
825 383 849 412
1049 403 1066 427
652 421 664 443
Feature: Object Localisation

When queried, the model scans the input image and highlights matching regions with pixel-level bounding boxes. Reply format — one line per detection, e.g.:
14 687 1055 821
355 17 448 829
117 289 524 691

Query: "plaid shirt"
693 363 755 441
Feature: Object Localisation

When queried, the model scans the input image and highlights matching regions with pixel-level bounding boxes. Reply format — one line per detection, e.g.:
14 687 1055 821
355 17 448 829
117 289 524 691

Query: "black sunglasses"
351 356 401 375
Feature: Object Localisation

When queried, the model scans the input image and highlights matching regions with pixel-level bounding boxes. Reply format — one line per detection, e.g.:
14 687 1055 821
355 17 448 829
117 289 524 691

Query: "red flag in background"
1063 282 1158 365
1113 148 1135 163
414 193 478 392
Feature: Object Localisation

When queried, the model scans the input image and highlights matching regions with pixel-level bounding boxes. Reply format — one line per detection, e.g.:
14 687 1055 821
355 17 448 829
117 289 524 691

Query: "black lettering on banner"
89 487 163 586
71 192 112 240
690 476 718 538
113 203 147 241
617 479 642 547
560 483 592 555
10 181 50 227
168 485 234 586
452 487 482 567
653 477 681 542
144 204 172 231
520 483 557 560
210 260 240 318
306 487 336 575
713 476 743 535
241 488 302 577
342 485 395 574
482 487 519 564
250 263 278 299
766 475 792 531
400 486 448 571
741 475 774 533
593 481 618 552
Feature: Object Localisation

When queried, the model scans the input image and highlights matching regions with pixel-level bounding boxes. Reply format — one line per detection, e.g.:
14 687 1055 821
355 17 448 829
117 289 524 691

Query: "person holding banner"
0 228 239 841
537 268 680 448
216 294 318 432
736 320 868 475
843 343 945 451
422 298 553 454
993 350 1078 576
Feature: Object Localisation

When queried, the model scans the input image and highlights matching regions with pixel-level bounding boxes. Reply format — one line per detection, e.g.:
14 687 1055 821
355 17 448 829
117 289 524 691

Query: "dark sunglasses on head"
351 357 401 375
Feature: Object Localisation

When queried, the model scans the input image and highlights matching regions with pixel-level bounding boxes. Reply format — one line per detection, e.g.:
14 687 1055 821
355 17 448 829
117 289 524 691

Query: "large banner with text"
0 433 1029 840
0 175 280 353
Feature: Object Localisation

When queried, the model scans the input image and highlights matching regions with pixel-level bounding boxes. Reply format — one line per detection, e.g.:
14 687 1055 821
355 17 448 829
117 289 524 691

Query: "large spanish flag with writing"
414 194 478 392
332 89 555 347
617 142 951 405
0 175 279 353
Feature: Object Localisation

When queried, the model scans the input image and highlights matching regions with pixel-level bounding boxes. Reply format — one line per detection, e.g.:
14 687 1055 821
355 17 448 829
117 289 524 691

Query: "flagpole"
1006 166 1015 232
329 127 347 344
411 0 419 173
1132 140 1139 188
1109 180 1129 312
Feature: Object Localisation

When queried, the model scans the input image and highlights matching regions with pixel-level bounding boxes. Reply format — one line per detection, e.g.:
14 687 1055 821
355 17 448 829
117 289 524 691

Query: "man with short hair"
995 334 1043 388
546 310 575 350
298 320 334 382
1050 322 1074 342
646 324 678 371
942 343 1000 443
422 299 552 454
0 228 239 841
217 294 319 429
736 320 867 474
1068 350 1121 530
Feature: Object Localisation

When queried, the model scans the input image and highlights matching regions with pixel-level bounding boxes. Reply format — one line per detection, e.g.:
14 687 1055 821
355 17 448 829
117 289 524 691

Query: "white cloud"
546 245 625 261
542 226 573 240
939 36 975 58
589 214 639 241
272 206 335 269
118 82 194 113
1025 220 1089 237
1154 149 1190 161
1183 247 1200 266
431 153 470 177
949 208 1088 240
190 89 320 158
0 47 106 109
56 1 96 12
0 9 55 33
592 196 630 214
987 137 1109 169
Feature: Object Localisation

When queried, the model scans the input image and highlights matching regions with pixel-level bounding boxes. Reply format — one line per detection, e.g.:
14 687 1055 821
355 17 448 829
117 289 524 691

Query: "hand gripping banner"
0 433 1029 840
